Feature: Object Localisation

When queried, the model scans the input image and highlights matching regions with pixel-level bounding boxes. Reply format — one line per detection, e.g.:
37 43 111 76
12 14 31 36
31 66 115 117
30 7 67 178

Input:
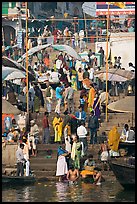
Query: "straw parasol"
2 98 21 115
94 68 135 82
107 96 135 113
108 96 135 126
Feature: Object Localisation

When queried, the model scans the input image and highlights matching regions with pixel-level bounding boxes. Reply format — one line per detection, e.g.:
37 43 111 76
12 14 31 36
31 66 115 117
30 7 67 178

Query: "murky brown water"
2 179 135 202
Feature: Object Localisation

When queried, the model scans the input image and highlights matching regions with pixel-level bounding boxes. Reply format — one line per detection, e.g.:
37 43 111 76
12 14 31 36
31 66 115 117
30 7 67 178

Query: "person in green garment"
71 135 82 170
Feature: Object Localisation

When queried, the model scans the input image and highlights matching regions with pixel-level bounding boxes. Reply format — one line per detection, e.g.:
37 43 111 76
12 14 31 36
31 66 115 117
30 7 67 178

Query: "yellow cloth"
108 126 120 152
88 87 96 108
107 2 125 9
53 117 63 142
64 124 71 136
53 117 59 129
71 75 77 91
71 141 76 160
80 170 96 176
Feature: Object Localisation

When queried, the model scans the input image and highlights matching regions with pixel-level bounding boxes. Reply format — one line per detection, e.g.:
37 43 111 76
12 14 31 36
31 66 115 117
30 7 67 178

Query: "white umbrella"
51 44 82 60
2 66 25 81
2 56 25 72
94 68 135 82
17 44 51 62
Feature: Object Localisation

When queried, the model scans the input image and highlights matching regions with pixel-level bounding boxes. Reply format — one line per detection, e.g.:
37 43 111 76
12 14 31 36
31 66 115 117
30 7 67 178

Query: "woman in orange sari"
88 83 96 112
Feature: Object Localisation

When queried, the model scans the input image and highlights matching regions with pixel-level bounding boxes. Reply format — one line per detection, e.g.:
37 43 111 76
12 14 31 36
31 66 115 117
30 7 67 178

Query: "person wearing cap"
88 110 99 144
29 120 39 156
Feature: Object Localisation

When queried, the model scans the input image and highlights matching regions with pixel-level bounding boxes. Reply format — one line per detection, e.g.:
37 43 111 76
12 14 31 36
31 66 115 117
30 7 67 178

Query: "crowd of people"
2 25 135 183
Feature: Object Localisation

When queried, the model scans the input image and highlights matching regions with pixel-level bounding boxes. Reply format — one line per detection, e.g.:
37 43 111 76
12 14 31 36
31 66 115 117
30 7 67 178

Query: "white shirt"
56 59 63 70
49 72 60 83
89 68 94 80
79 112 82 120
77 125 87 138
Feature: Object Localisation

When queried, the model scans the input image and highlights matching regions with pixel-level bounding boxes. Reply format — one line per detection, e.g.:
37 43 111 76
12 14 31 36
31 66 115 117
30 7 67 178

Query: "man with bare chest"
67 166 79 184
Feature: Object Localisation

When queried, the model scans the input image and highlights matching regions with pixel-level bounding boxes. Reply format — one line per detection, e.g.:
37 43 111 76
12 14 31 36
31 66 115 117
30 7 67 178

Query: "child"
79 95 85 111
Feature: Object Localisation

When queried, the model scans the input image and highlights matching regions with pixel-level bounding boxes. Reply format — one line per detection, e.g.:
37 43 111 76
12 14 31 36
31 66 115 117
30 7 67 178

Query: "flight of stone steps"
29 89 134 179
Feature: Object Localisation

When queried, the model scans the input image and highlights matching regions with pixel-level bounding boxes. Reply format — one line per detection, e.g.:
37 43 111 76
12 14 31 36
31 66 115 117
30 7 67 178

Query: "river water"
2 179 135 202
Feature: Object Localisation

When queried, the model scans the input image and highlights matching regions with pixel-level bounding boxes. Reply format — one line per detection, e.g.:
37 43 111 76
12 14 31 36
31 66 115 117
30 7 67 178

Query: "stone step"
31 163 57 171
36 143 65 150
33 170 56 177
30 156 57 164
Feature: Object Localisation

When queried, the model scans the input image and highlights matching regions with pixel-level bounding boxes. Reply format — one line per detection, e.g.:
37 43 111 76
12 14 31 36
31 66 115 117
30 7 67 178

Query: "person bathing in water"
66 165 80 184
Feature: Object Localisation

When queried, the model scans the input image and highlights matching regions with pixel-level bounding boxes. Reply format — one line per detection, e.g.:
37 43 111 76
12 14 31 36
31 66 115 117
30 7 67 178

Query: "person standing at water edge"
71 135 82 170
42 112 50 144
56 147 68 182
16 143 26 176
22 138 30 176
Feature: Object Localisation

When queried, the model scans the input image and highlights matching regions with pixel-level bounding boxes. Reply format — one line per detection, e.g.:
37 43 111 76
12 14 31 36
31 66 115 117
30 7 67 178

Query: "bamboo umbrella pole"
25 2 29 116
105 3 109 122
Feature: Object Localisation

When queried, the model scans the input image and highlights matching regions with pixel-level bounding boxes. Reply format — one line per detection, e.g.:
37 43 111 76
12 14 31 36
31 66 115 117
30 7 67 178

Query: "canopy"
2 98 21 115
107 96 135 113
17 44 51 62
52 44 82 60
94 68 135 82
2 66 25 81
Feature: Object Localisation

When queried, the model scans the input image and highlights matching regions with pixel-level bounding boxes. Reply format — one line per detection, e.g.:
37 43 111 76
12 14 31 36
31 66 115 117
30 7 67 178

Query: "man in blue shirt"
55 82 64 114
75 106 86 126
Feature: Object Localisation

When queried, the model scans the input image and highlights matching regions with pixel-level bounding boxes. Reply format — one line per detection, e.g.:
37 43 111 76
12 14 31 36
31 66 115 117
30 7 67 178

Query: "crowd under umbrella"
17 44 51 63
2 98 21 115
17 44 82 63
107 96 135 126
52 44 82 61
